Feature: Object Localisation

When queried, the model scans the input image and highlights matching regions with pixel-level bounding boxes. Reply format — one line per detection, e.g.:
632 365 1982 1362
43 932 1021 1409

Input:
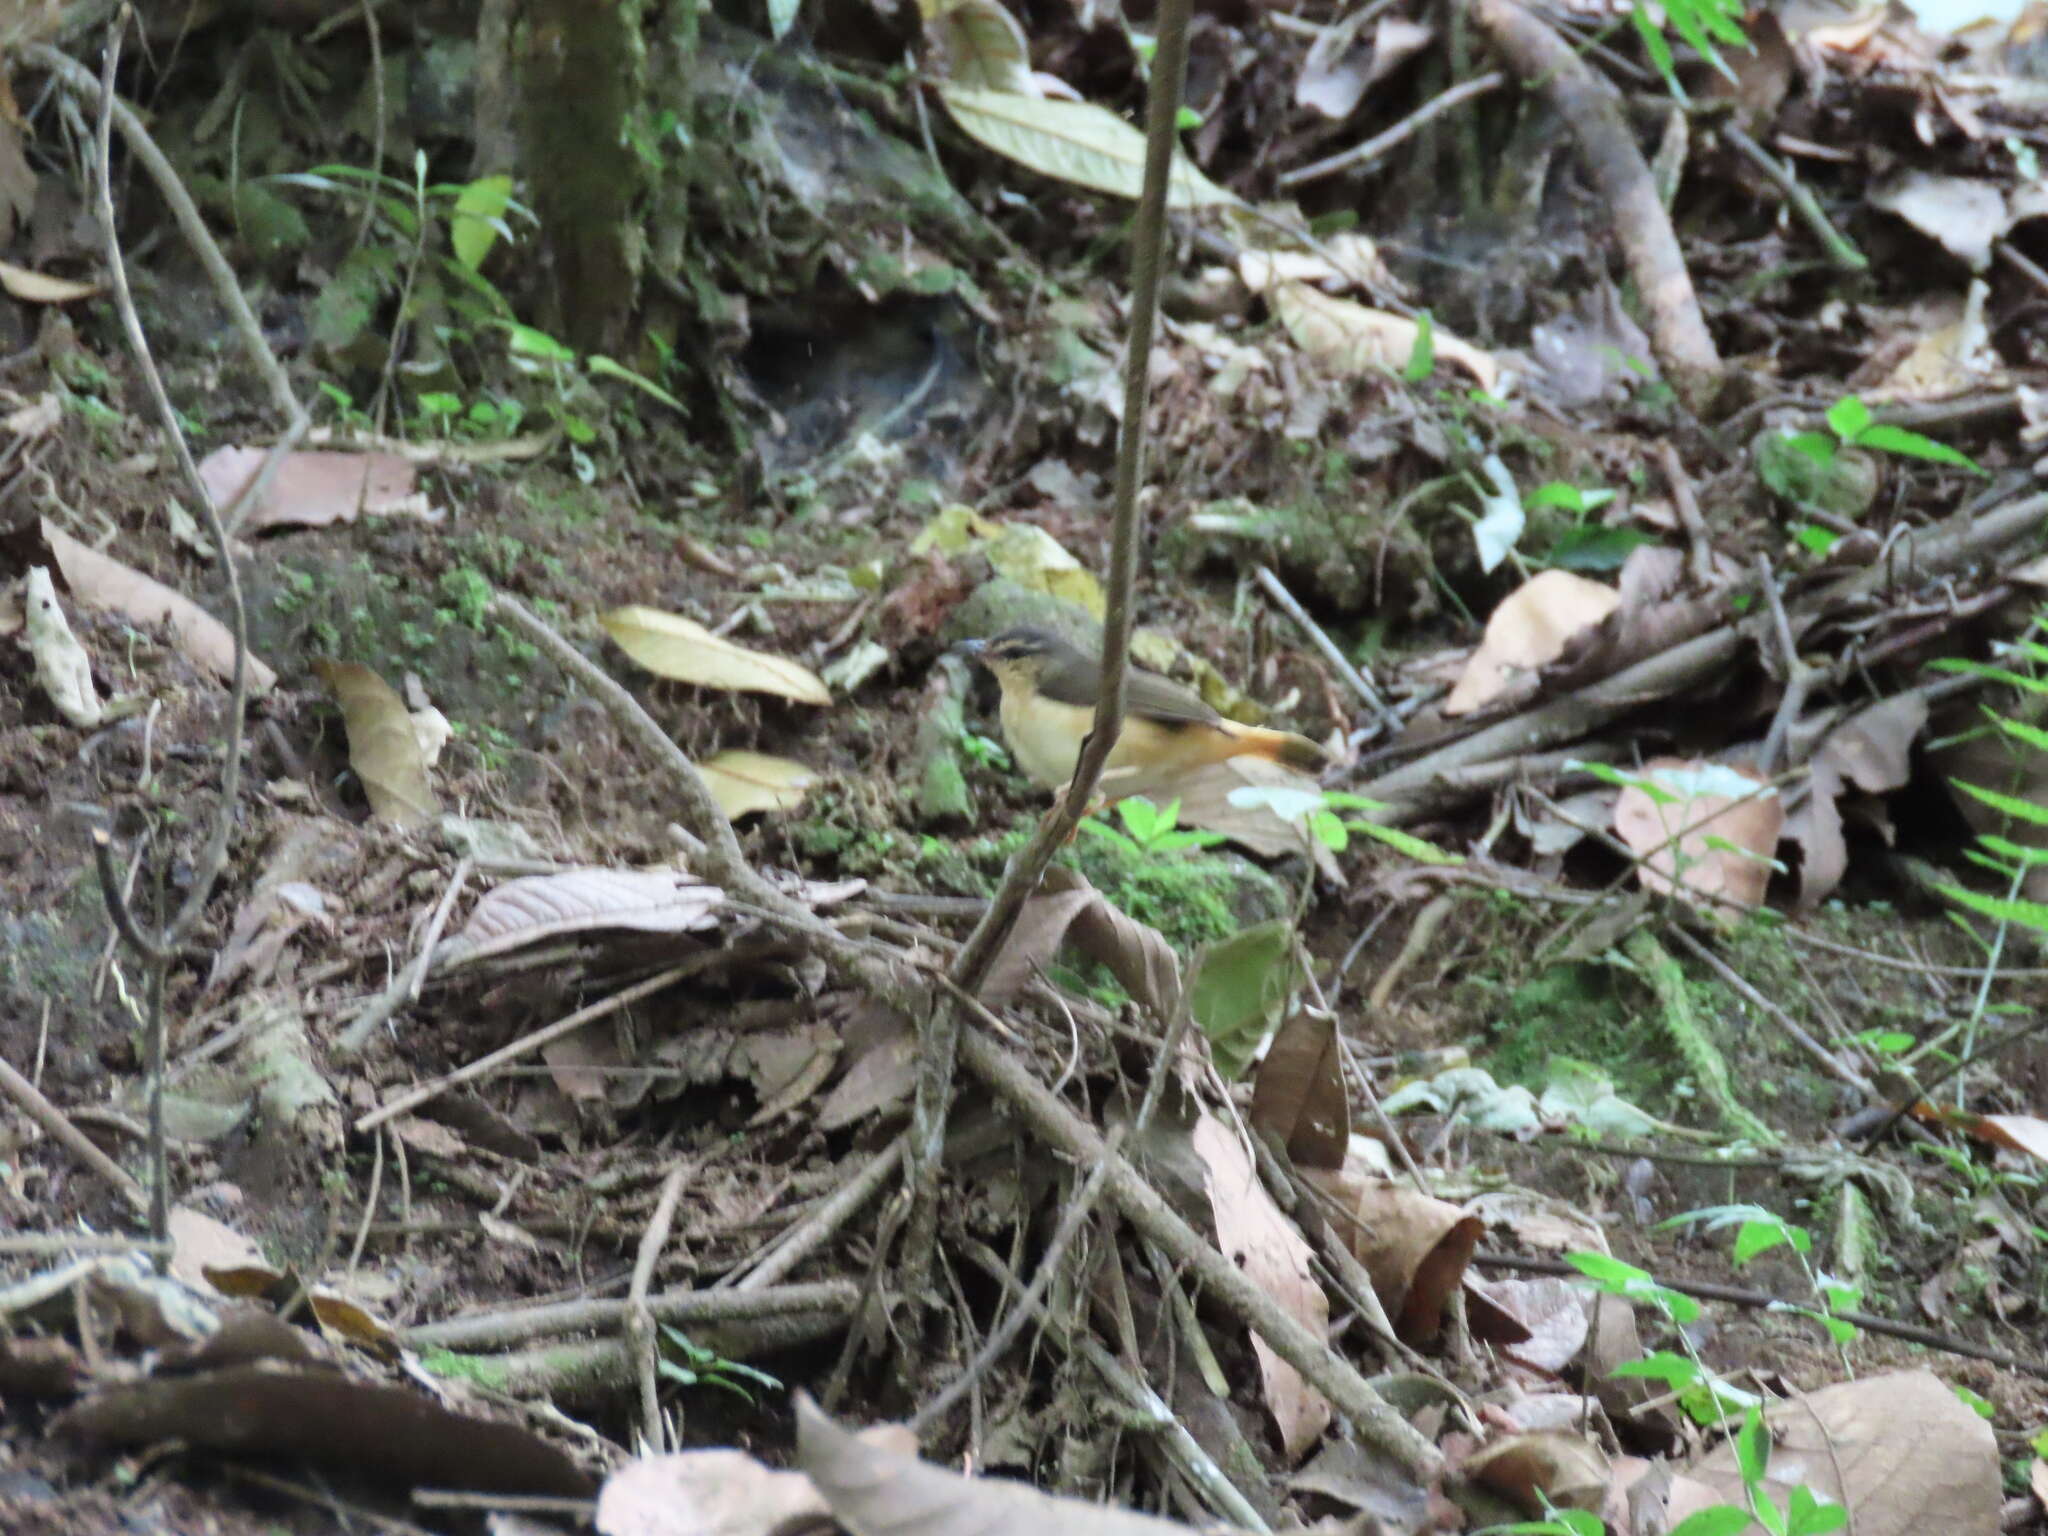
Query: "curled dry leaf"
0 259 98 303
1613 758 1783 917
983 865 1182 1021
197 446 431 530
1464 1431 1611 1516
1784 692 1929 910
312 660 439 829
1303 1167 1483 1343
1444 570 1619 716
698 749 817 820
1249 1010 1349 1171
41 519 278 692
602 606 832 704
1191 1112 1332 1462
438 868 722 969
1271 280 1498 391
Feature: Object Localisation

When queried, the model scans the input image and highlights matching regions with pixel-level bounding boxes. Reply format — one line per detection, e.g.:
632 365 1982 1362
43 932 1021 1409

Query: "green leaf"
1403 310 1436 382
939 88 1238 208
1078 818 1143 858
1175 105 1202 130
1978 834 2048 867
507 323 576 362
1346 819 1464 865
1189 920 1294 1080
1550 525 1657 572
1631 1 1682 94
1825 395 1871 441
1310 808 1347 851
767 0 801 41
451 174 514 271
1784 1487 1846 1536
1853 423 1983 474
1735 1403 1772 1486
588 354 688 414
1953 780 2048 828
1792 524 1842 557
1670 1506 1758 1536
1610 1350 1701 1388
1992 713 2048 754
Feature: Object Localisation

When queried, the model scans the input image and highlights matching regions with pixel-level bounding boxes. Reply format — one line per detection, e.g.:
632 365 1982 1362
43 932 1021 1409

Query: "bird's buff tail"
1222 722 1329 774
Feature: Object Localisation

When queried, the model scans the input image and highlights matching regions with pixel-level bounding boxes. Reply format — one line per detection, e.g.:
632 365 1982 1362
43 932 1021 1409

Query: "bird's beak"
949 637 987 661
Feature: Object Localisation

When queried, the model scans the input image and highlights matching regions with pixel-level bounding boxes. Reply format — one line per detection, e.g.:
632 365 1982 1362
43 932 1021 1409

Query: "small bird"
953 627 1328 792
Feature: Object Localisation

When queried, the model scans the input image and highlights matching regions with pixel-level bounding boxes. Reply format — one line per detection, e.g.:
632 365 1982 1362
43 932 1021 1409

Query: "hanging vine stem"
899 0 1200 1301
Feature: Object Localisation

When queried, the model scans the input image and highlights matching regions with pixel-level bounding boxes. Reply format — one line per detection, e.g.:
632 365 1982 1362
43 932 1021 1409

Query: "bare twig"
1254 563 1397 732
904 0 1197 1294
356 963 692 1133
1653 441 1715 590
0 1052 149 1214
1755 555 1816 777
722 1134 907 1292
334 855 473 1058
1280 72 1506 187
1720 125 1867 275
401 1279 859 1353
629 1164 689 1452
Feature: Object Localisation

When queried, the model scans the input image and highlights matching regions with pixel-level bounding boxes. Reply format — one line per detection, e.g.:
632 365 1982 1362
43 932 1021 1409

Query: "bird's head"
951 627 1069 693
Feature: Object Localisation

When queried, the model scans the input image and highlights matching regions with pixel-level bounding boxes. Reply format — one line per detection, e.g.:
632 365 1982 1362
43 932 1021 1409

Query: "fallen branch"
1467 0 1719 402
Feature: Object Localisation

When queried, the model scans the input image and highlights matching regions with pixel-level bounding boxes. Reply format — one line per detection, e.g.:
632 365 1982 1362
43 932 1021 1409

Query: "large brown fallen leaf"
198 446 431 530
1192 1111 1332 1461
312 660 439 829
436 868 722 969
1444 570 1619 716
41 519 278 692
57 1363 595 1499
603 607 831 703
795 1391 1234 1535
1676 1370 1997 1536
982 865 1182 1022
1304 1167 1482 1343
1249 1010 1349 1171
1613 758 1783 918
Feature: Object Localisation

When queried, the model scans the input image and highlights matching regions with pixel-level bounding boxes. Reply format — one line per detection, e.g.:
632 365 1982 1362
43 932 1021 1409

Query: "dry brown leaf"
1471 1277 1591 1374
1465 1431 1611 1516
983 866 1182 1022
1613 758 1783 918
1304 1167 1482 1343
197 446 430 529
166 1208 265 1295
1444 570 1619 716
1965 1113 2048 1163
1784 693 1929 910
41 519 278 692
1678 1370 1997 1536
312 660 439 829
1192 1111 1332 1461
56 1366 596 1499
0 260 97 303
439 869 722 968
1272 280 1498 390
796 1392 1205 1535
596 1447 835 1536
698 749 816 820
1249 1010 1349 1171
1157 757 1341 878
603 607 832 704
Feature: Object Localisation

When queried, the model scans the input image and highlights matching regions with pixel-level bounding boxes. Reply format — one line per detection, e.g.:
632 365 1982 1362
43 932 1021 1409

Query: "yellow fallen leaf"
699 750 817 819
0 260 97 304
602 608 831 704
312 659 438 829
1445 570 1619 716
1272 281 1498 391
